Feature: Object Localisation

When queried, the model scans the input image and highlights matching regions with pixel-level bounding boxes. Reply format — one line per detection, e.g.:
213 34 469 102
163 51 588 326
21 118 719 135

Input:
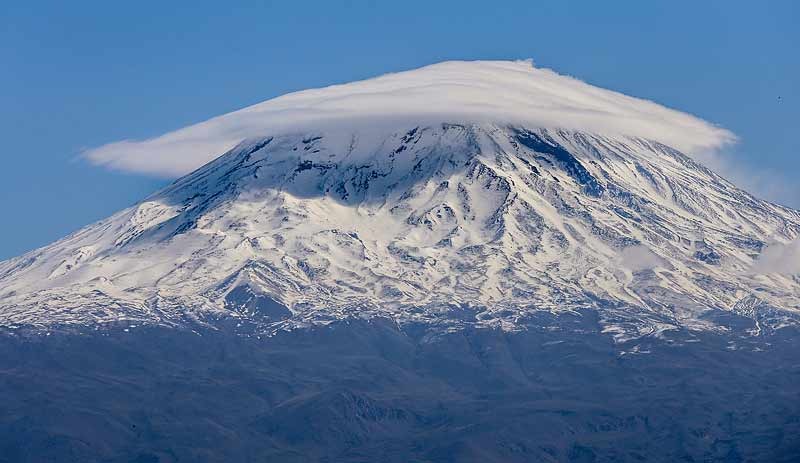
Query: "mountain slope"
2 121 799 340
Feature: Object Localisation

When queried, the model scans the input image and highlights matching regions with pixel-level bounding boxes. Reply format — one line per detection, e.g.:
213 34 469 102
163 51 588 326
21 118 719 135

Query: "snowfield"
1 61 799 342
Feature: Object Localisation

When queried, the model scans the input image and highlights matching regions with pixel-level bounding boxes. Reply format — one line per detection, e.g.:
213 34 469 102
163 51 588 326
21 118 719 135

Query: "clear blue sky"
1 0 797 260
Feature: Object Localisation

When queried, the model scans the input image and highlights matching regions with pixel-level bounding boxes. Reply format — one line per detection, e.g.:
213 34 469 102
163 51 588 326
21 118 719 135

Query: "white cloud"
752 239 800 275
82 60 735 178
618 245 663 271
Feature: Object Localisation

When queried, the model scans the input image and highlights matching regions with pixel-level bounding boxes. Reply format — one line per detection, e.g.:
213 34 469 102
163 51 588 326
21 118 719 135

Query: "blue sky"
1 0 797 260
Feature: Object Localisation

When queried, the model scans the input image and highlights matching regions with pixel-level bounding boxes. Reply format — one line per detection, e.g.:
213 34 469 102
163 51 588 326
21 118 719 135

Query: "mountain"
1 64 799 339
2 61 800 462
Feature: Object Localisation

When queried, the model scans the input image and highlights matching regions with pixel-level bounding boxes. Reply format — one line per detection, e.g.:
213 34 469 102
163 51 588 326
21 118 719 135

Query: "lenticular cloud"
83 60 735 177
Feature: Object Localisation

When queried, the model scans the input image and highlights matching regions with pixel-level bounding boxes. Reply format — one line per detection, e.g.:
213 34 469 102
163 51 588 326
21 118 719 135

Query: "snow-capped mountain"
2 61 799 340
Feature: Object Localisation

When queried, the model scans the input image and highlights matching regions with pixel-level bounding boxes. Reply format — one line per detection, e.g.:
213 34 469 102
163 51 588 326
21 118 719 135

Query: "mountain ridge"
2 122 799 341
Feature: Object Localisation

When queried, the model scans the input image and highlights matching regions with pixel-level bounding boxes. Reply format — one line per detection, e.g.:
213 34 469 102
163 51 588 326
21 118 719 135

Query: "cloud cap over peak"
84 60 735 177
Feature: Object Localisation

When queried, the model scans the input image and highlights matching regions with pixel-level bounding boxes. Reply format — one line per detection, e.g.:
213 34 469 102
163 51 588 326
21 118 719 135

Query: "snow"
83 60 734 177
2 123 799 340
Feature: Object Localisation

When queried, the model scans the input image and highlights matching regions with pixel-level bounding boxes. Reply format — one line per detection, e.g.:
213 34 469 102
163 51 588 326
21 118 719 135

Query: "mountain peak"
3 122 799 340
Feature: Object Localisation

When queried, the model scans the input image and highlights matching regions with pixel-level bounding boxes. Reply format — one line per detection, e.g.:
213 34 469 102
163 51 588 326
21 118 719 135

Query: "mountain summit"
2 61 799 341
